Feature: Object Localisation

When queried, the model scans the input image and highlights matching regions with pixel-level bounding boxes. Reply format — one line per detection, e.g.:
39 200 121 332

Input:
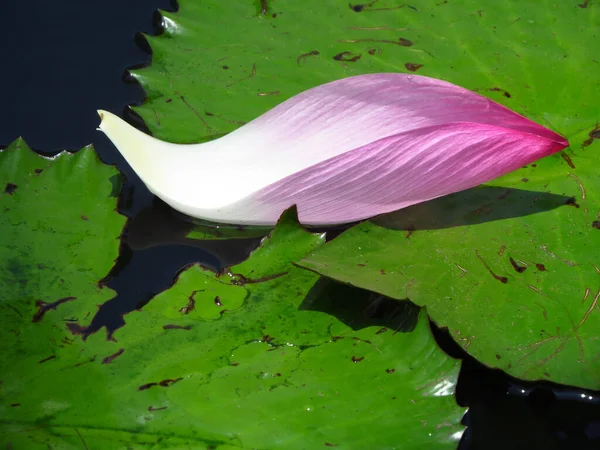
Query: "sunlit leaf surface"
0 166 464 449
130 0 599 389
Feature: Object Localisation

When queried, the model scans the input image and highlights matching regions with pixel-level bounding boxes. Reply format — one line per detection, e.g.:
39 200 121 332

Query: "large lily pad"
286 4 599 389
0 178 464 449
131 0 598 148
300 151 600 390
126 0 600 389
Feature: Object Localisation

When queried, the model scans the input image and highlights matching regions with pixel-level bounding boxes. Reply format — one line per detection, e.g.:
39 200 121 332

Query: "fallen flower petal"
98 73 568 225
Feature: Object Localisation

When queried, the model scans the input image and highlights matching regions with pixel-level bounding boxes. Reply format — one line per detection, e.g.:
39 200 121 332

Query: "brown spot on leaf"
34 168 43 174
350 0 413 12
351 356 364 363
4 183 17 195
65 322 96 341
214 296 223 307
386 368 396 374
222 65 229 69
102 348 125 364
475 87 511 98
565 197 580 208
297 50 320 65
38 355 56 364
225 64 256 88
32 297 77 322
163 324 192 331
176 91 212 133
350 2 367 11
139 378 183 391
204 111 246 126
333 51 361 62
561 152 575 168
405 63 423 72
376 327 388 334
260 0 268 15
582 124 600 148
148 405 168 411
74 355 97 367
495 354 501 360
10 403 20 407
489 87 511 98
536 263 547 271
592 221 600 229
179 292 197 314
165 98 172 103
509 257 527 273
338 37 414 47
475 250 508 283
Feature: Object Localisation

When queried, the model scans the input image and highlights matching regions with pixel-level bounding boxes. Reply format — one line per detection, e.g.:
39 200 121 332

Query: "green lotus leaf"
128 0 599 389
289 2 600 389
0 175 464 449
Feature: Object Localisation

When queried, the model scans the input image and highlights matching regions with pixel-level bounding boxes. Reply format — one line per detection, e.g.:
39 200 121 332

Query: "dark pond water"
1 0 599 448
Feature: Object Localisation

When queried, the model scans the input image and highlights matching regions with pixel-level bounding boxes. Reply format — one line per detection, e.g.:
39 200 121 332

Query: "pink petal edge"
207 73 568 224
223 120 568 225
233 73 568 165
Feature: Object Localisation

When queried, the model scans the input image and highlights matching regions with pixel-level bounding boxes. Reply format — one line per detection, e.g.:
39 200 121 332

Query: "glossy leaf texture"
293 4 600 389
0 202 464 449
300 149 600 390
128 0 599 388
131 0 595 148
0 139 126 443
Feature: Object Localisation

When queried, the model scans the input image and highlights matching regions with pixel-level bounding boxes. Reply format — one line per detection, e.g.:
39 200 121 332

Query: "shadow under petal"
299 277 419 333
126 197 266 266
372 186 572 231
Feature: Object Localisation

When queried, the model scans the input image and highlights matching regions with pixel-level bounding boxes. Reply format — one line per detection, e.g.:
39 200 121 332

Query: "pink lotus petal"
224 122 567 225
98 73 568 225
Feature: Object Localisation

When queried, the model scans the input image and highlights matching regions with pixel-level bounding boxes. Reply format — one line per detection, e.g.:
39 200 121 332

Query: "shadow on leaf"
299 277 419 332
372 186 571 231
